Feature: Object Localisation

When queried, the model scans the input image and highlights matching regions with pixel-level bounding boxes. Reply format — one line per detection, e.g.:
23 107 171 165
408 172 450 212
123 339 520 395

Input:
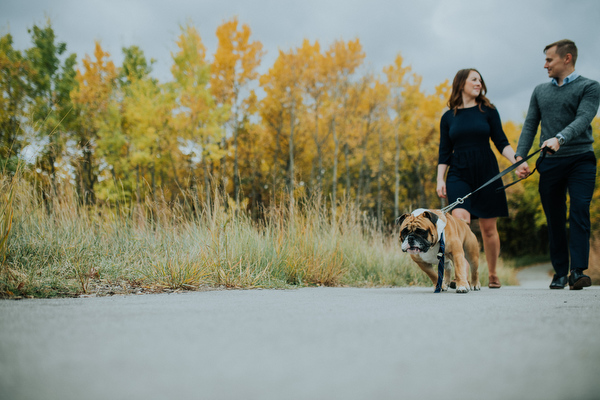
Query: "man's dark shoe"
550 274 568 289
569 269 592 290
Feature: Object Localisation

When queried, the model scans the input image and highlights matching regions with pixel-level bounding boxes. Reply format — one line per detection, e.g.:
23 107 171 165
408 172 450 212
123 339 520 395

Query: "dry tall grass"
0 172 519 298
0 174 15 277
587 236 600 284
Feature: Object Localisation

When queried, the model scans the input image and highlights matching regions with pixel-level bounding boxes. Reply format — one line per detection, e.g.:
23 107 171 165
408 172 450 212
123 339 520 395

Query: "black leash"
495 147 553 192
434 232 445 293
441 147 553 214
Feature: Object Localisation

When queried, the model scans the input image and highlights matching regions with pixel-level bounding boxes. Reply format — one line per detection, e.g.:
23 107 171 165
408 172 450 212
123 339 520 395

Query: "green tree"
117 71 178 207
95 45 162 207
0 33 30 170
119 45 155 86
26 19 77 200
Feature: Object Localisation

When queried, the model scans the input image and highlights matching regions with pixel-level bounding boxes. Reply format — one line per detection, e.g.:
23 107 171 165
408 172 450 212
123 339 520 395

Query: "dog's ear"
395 214 409 226
422 211 439 225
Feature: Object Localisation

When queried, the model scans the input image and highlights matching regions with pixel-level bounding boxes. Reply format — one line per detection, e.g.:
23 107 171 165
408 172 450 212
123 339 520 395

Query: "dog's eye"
400 228 410 238
415 228 428 236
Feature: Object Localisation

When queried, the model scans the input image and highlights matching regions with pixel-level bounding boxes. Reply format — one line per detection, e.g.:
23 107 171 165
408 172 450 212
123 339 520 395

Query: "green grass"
506 254 551 269
0 173 518 298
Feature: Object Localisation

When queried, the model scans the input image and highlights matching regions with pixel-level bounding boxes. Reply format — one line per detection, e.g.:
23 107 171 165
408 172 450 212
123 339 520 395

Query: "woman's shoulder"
480 103 498 112
480 103 501 118
441 108 455 119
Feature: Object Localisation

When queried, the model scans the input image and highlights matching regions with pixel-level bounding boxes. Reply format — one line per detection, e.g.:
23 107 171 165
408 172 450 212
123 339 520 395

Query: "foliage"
211 17 264 204
0 33 30 166
2 16 599 277
70 41 117 204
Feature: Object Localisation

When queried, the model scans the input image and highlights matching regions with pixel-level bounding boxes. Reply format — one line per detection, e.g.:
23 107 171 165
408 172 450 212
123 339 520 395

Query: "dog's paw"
456 286 469 293
471 281 481 291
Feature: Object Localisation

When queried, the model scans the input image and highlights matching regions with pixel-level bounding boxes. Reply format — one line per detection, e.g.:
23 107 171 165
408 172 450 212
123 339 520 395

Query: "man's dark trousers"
538 151 597 277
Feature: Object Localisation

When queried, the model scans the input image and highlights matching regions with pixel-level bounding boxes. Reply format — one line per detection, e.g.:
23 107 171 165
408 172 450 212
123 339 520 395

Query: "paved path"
1 266 599 400
517 262 555 288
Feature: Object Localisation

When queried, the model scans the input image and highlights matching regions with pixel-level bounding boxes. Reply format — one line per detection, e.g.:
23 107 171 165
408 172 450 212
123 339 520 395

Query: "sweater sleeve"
516 87 542 158
557 79 600 142
438 111 453 165
488 106 510 153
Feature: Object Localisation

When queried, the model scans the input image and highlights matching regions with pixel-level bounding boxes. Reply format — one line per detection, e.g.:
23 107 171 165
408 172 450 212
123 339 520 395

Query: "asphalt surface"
1 264 599 400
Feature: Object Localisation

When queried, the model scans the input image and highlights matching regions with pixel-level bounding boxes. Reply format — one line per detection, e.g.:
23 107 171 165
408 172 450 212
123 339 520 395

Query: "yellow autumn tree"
70 41 117 205
259 47 305 211
351 75 390 217
170 24 228 212
295 39 329 195
118 77 178 205
384 54 411 219
323 39 365 215
211 17 264 205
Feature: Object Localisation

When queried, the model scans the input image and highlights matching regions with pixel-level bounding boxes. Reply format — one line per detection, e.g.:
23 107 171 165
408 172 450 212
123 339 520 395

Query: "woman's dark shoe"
569 269 592 290
549 274 568 289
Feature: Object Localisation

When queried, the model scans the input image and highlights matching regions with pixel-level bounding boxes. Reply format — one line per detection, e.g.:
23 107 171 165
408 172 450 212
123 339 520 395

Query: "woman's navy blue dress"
438 104 510 219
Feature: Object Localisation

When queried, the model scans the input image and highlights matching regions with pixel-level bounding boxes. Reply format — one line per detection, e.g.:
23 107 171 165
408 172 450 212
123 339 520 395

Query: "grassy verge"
504 239 600 286
505 254 551 269
0 173 518 298
588 237 600 284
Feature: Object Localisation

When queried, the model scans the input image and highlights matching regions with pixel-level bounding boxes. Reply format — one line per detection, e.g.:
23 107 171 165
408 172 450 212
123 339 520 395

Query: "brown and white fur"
396 209 480 293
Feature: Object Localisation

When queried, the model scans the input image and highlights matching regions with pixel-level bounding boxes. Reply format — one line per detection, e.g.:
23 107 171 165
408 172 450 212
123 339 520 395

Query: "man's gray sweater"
516 76 600 158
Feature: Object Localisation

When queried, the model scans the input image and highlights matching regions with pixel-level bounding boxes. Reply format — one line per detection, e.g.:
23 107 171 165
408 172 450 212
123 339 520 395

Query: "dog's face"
396 211 439 254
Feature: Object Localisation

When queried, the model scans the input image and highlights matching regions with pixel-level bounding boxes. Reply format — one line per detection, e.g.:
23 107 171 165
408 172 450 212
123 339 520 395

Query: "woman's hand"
436 164 449 198
437 180 447 199
515 157 531 179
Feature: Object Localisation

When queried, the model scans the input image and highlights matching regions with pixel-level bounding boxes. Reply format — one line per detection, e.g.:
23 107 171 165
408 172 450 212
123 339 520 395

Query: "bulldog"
396 209 480 293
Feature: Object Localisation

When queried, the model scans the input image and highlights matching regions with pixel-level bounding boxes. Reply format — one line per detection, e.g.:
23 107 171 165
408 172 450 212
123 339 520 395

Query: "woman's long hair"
448 68 494 114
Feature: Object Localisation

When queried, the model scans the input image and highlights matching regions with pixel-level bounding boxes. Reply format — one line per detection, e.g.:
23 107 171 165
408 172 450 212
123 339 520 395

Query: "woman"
437 68 517 289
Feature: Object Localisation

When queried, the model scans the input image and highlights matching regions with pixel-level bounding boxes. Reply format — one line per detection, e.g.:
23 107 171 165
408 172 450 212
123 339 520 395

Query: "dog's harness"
411 209 447 293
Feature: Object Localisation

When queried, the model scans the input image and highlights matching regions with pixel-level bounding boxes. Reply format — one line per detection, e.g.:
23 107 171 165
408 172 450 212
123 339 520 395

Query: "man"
515 39 600 290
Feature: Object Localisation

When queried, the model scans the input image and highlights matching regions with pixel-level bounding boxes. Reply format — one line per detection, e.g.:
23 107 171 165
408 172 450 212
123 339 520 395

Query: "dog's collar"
411 208 446 240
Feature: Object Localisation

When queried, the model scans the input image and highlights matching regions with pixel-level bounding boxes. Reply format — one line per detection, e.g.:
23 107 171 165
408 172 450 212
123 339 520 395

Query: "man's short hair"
544 39 578 67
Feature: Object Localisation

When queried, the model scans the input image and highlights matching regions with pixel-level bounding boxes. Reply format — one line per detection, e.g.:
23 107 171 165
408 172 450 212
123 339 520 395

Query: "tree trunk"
202 158 212 216
84 141 96 205
356 117 372 208
151 163 156 204
344 142 350 198
331 119 338 219
377 127 383 226
233 126 240 207
288 102 295 212
270 110 284 208
313 105 323 197
135 164 141 207
220 134 227 209
394 125 401 221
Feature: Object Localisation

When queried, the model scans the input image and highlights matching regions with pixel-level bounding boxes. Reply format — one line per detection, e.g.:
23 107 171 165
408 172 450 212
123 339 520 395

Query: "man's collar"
552 71 579 86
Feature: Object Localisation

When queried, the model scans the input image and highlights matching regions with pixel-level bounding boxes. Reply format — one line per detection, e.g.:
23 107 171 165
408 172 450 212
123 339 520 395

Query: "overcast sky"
2 0 599 123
